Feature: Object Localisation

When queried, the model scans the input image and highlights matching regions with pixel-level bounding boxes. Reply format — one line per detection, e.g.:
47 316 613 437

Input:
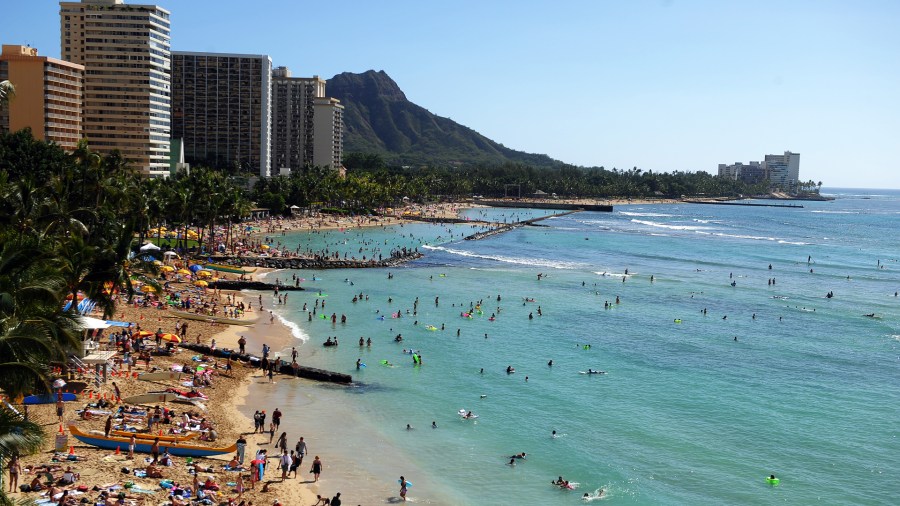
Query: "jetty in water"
203 251 423 270
476 199 613 212
683 200 804 208
465 210 579 241
179 343 353 384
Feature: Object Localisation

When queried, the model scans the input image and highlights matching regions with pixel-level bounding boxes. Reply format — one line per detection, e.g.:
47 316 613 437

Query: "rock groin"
205 252 423 270
179 343 353 384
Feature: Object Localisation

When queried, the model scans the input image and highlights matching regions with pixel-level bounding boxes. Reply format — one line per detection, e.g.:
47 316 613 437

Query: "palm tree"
0 80 14 110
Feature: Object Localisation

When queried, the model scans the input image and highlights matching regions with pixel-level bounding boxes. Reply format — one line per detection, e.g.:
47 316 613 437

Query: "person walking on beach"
310 455 322 482
399 475 408 501
295 437 307 467
275 431 287 452
236 435 247 465
279 450 291 481
238 336 246 355
272 408 282 430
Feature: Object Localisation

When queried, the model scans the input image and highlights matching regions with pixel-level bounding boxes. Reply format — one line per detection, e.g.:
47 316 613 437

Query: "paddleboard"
138 371 182 382
123 393 177 405
23 393 76 405
458 409 478 419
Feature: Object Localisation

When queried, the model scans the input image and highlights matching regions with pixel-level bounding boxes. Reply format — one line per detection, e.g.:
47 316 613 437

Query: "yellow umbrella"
197 270 212 277
194 280 208 287
152 260 163 266
260 244 270 250
160 265 174 272
177 269 191 275
141 285 156 292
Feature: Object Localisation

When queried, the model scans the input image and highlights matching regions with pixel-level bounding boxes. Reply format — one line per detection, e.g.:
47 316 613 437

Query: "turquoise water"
251 189 900 505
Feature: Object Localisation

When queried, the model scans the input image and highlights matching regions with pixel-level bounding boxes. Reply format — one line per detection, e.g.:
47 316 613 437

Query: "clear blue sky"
4 0 899 188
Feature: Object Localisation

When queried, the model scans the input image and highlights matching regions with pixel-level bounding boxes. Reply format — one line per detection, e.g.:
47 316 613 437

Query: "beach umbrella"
260 244 270 250
160 265 174 272
153 260 163 266
141 285 156 293
177 269 191 275
159 333 181 343
135 330 154 338
163 251 179 258
188 264 203 273
194 280 208 287
250 459 265 465
53 379 67 389
196 270 212 277
139 242 161 252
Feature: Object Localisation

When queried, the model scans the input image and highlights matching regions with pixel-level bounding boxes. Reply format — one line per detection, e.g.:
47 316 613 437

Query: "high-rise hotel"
270 66 344 174
0 45 84 151
172 52 272 177
60 0 171 177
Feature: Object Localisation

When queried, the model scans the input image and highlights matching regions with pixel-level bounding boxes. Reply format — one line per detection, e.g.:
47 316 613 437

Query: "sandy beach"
8 269 327 506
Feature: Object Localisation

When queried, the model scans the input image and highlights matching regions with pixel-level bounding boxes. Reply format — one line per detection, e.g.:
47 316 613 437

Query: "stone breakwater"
464 210 580 241
205 252 423 270
208 280 305 291
179 342 353 384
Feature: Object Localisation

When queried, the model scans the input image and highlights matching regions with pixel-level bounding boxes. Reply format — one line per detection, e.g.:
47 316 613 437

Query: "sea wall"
475 199 613 212
205 252 423 270
208 280 305 291
179 342 353 384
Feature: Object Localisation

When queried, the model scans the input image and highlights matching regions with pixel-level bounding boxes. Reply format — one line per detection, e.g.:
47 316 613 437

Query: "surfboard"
138 371 182 382
579 371 607 375
23 393 76 405
122 393 177 405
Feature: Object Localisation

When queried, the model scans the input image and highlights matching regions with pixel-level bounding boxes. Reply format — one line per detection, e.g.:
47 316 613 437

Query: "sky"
3 0 899 188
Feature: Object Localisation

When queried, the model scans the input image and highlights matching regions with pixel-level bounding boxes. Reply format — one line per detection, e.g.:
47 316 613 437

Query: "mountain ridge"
326 70 559 167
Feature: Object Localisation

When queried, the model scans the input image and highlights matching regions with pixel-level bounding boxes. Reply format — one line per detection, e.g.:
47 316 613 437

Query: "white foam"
618 211 674 217
274 311 310 343
810 210 859 214
422 244 583 270
631 219 713 231
593 271 632 277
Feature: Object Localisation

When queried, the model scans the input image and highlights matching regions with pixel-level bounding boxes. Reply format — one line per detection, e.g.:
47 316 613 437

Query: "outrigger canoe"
204 264 256 275
110 430 199 442
69 425 235 458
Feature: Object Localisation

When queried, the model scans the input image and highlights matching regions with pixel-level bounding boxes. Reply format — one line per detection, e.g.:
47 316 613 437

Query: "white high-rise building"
60 0 171 177
763 151 800 192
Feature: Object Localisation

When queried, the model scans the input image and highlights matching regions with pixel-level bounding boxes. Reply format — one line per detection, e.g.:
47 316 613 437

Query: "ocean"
242 189 900 505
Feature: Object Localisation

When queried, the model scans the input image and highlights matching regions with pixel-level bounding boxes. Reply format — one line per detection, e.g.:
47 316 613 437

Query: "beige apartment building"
313 96 344 172
271 66 324 172
0 45 83 150
171 52 272 177
60 0 172 177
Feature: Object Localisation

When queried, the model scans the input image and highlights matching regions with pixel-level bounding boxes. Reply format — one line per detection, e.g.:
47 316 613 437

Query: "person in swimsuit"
310 455 322 482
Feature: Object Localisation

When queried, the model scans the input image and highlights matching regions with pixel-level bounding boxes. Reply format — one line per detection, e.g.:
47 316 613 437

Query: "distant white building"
718 151 799 191
762 151 800 192
717 161 765 184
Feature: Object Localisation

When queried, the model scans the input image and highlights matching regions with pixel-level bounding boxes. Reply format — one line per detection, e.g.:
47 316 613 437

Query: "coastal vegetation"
0 130 252 499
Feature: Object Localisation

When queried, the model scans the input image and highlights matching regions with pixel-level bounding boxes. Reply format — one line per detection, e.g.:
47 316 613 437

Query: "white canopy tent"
76 316 111 330
139 242 161 252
